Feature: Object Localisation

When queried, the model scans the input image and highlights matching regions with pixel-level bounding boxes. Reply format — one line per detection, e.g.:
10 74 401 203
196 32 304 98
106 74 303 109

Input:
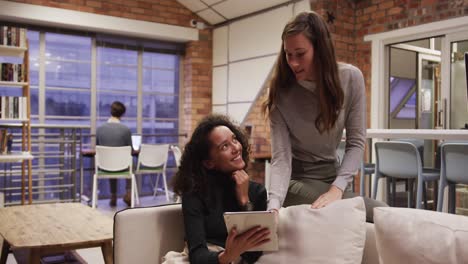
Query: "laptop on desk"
131 134 142 151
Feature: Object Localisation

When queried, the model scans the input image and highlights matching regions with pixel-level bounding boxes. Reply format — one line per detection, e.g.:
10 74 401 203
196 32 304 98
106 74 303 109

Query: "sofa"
113 203 379 264
113 202 468 264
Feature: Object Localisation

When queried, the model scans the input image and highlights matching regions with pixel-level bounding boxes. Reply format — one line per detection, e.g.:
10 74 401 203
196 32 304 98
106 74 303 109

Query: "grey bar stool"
373 141 440 209
437 143 468 213
361 139 423 198
359 161 375 197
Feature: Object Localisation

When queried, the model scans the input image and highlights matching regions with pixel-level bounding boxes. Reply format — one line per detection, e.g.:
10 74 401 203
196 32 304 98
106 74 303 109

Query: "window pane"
44 118 91 127
45 89 90 116
97 47 137 65
142 120 179 144
30 64 39 86
0 87 22 97
142 94 178 118
0 56 22 64
28 31 40 86
143 52 177 69
45 33 91 61
27 31 40 48
31 88 38 115
45 61 91 88
97 92 137 118
98 64 137 91
143 68 177 93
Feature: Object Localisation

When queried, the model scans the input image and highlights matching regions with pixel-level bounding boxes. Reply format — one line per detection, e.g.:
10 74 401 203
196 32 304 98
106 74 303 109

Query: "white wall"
451 61 468 129
212 0 310 123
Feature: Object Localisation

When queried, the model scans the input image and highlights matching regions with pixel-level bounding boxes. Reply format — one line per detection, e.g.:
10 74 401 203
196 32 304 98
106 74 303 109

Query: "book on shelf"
0 96 27 120
0 63 26 82
0 129 11 154
0 26 27 47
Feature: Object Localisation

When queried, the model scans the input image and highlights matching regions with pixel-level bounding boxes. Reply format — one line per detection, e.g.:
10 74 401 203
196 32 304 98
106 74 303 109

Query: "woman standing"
263 11 385 221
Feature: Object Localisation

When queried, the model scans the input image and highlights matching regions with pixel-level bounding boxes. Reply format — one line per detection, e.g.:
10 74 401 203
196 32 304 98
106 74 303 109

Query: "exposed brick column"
182 29 213 137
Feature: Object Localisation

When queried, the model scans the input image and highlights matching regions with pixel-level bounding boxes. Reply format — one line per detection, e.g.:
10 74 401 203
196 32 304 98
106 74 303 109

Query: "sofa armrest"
114 203 185 264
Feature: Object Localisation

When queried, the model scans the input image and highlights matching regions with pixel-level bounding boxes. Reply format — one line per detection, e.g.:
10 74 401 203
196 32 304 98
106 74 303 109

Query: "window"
97 46 138 133
142 52 180 144
45 33 92 121
22 29 182 199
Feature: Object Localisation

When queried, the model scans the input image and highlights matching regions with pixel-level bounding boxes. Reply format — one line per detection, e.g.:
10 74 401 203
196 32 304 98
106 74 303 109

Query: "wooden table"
0 203 113 264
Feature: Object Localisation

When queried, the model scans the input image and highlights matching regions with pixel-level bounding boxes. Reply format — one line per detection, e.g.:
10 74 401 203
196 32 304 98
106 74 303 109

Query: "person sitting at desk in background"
263 11 386 222
169 114 270 264
96 101 133 207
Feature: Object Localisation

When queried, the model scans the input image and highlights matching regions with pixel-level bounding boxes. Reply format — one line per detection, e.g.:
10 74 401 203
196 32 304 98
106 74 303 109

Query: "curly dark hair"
172 114 250 199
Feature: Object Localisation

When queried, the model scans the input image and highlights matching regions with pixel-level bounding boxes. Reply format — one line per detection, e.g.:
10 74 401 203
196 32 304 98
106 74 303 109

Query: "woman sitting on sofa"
171 114 270 264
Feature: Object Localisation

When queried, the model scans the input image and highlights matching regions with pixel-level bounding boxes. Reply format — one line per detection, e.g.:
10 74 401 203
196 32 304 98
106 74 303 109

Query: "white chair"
92 146 139 208
136 144 170 201
170 145 182 168
170 145 183 203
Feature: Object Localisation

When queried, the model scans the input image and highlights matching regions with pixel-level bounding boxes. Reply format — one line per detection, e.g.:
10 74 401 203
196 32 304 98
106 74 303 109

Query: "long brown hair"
263 11 343 133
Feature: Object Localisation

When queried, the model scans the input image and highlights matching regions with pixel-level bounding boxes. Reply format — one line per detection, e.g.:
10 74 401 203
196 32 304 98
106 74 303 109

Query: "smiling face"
203 125 245 173
283 32 315 81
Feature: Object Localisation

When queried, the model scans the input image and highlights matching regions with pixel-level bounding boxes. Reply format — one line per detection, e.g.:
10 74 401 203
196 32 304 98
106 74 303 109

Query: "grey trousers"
283 159 387 223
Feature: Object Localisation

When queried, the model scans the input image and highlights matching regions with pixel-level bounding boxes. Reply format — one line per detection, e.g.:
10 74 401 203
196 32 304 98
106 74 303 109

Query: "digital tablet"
223 211 278 251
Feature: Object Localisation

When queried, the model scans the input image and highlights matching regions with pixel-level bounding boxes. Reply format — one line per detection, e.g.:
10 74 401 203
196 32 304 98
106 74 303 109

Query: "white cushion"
374 207 468 264
258 197 367 264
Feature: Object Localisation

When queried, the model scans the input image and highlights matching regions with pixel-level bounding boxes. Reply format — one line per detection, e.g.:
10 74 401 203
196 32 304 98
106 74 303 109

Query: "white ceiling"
177 0 292 25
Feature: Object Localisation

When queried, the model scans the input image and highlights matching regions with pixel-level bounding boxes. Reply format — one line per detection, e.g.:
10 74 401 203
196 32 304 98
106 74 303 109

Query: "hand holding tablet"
223 211 278 251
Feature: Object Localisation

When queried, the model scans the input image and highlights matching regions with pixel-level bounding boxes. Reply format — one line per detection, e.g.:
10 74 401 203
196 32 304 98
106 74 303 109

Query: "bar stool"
359 161 375 197
437 143 468 213
373 141 439 209
360 139 423 198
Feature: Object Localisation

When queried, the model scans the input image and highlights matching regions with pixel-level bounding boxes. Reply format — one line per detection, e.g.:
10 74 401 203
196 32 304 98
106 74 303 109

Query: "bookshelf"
0 26 33 205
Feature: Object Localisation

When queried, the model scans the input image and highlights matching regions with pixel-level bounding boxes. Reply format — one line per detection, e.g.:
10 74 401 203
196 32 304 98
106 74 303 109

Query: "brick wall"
183 29 213 137
243 0 468 190
5 0 213 138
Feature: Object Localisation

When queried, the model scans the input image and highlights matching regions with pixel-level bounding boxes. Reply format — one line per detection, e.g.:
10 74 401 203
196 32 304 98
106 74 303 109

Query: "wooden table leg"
101 241 113 264
0 239 10 264
28 248 41 264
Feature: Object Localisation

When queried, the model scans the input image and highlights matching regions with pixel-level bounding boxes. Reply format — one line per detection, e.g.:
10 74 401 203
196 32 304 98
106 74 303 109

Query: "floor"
5 192 176 264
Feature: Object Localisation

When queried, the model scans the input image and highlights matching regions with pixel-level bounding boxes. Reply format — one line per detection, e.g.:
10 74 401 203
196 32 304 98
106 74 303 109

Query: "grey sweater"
96 121 132 148
268 63 366 210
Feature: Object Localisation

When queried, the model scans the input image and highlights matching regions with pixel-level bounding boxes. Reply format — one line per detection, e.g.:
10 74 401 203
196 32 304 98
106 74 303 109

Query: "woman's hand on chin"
232 170 250 206
311 185 344 209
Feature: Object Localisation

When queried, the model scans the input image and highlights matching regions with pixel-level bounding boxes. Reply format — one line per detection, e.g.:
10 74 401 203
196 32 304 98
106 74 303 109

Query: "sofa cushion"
258 197 367 264
374 207 468 264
